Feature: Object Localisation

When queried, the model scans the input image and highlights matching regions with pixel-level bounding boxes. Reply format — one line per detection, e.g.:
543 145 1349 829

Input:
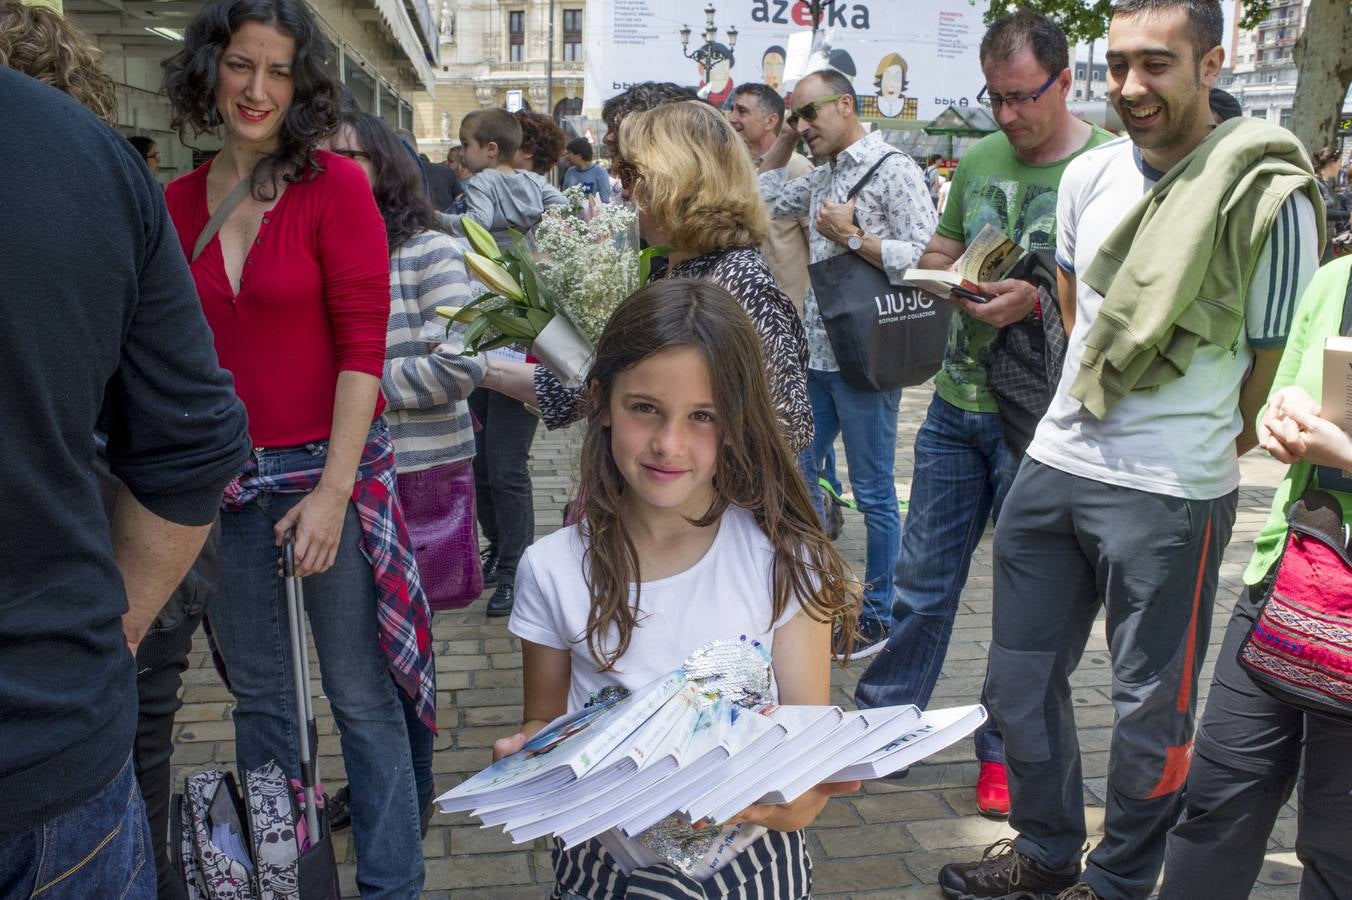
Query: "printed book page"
903 223 1023 300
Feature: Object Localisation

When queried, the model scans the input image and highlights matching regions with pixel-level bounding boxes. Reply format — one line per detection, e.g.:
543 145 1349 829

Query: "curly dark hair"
336 108 443 255
599 81 695 157
514 109 566 175
162 0 339 199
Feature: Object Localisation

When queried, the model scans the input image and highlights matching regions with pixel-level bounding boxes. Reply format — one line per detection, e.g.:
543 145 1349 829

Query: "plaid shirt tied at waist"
220 421 438 732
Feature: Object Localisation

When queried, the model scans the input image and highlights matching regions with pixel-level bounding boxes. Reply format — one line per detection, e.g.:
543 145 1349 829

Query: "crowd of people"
3 0 1351 898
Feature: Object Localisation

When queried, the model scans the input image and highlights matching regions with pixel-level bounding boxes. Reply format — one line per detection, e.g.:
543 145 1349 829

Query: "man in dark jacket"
0 69 250 896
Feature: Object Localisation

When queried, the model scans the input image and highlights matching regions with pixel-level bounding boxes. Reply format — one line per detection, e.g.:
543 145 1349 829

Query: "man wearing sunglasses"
854 9 1114 837
758 67 937 658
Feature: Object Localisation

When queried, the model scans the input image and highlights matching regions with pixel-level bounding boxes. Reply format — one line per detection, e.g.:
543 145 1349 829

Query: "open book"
902 223 1024 302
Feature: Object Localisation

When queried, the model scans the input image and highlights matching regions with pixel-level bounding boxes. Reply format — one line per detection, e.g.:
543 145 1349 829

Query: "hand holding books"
902 224 1031 325
438 639 986 875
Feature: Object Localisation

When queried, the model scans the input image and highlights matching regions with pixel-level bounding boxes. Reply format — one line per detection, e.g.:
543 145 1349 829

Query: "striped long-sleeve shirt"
382 229 485 472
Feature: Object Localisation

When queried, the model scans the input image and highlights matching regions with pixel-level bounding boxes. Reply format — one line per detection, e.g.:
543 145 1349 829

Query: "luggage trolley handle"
282 534 322 843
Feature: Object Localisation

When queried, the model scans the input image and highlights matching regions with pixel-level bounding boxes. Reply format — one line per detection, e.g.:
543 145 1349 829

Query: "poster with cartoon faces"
583 0 987 120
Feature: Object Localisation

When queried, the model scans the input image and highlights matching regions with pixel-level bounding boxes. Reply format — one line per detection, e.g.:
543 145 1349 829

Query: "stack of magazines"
435 656 986 847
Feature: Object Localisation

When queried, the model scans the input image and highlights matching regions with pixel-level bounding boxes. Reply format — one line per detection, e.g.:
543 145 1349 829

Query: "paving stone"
811 854 913 894
851 791 953 824
423 851 532 889
815 822 920 858
905 816 1018 851
1258 852 1304 886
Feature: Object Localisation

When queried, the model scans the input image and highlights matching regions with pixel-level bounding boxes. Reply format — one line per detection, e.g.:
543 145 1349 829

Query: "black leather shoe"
480 547 499 587
486 582 514 617
329 785 351 831
938 838 1080 899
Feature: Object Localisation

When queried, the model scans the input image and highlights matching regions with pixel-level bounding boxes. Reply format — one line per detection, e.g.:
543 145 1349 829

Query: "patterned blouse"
533 245 813 455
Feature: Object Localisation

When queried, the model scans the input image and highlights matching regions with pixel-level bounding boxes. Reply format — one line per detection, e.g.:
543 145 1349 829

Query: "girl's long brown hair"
578 280 860 670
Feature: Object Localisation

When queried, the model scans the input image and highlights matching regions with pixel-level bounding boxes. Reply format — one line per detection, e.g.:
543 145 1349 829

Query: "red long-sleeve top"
166 151 390 447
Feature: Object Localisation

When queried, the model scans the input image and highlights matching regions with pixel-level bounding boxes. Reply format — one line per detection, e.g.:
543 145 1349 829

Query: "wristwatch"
847 228 866 252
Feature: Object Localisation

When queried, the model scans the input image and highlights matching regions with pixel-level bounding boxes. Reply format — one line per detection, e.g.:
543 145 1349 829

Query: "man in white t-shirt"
939 3 1322 900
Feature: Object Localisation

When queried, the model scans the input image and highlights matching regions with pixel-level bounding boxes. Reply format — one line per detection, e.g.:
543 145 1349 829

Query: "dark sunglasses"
786 92 846 128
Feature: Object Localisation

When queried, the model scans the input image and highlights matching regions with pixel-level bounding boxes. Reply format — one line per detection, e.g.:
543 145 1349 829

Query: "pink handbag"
396 459 483 610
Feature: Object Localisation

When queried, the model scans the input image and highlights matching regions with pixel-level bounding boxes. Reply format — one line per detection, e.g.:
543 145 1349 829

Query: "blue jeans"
0 755 154 899
854 395 1013 764
804 369 902 622
210 441 424 899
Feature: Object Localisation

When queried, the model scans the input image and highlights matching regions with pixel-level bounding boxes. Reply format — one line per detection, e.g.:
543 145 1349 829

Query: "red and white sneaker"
975 761 1010 820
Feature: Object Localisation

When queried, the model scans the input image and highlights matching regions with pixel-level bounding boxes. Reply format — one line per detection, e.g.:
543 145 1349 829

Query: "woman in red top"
163 1 429 894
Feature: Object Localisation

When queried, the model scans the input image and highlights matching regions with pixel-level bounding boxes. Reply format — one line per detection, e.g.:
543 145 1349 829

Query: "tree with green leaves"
984 0 1352 153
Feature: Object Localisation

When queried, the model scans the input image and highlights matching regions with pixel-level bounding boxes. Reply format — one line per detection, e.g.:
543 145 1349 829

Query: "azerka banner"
583 0 992 121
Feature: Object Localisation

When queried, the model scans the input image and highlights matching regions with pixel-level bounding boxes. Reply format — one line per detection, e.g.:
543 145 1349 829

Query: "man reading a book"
853 8 1114 823
941 2 1322 899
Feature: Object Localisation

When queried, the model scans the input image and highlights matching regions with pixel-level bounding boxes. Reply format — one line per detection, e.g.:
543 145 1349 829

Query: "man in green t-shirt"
854 9 1114 820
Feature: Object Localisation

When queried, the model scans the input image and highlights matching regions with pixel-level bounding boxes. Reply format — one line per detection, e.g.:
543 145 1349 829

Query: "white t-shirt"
1030 136 1319 500
508 505 804 879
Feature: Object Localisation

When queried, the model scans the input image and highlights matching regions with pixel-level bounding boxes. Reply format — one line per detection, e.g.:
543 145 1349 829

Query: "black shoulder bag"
807 153 952 392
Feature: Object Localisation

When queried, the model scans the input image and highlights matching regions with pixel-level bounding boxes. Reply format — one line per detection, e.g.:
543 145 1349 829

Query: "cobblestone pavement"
171 383 1305 898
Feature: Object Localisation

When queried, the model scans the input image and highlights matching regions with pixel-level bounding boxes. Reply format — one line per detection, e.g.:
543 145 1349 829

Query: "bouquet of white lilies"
438 196 662 388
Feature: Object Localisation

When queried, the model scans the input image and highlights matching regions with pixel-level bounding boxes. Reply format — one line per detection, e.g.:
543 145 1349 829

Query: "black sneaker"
486 582 514 618
480 547 499 587
834 615 890 660
938 838 1080 900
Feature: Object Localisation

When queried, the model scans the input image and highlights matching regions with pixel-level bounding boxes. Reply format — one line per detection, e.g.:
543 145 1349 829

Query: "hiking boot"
938 838 1080 900
486 582 514 618
975 760 1011 820
480 546 499 587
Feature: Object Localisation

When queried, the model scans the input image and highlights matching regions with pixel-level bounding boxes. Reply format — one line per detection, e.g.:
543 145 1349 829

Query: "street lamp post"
679 4 738 86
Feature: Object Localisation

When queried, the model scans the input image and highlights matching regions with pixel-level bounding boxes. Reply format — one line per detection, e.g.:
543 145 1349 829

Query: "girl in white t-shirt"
495 279 860 898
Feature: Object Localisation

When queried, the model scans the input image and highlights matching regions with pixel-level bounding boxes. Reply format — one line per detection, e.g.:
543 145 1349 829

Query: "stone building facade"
414 0 587 160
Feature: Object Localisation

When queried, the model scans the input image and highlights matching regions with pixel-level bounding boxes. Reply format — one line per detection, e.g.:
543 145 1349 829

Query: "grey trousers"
1160 585 1352 900
987 459 1237 900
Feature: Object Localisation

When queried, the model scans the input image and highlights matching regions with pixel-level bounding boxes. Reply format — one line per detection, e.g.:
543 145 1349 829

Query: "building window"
563 8 582 61
509 10 525 62
1280 107 1293 129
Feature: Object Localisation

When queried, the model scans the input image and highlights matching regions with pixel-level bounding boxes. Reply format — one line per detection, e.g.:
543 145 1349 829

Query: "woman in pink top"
163 0 430 894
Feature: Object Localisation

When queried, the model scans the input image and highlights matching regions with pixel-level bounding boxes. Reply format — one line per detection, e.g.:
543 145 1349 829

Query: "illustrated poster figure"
874 52 914 119
761 45 786 93
696 42 736 110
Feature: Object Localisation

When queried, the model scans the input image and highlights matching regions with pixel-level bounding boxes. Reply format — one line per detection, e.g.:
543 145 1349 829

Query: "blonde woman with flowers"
481 100 812 456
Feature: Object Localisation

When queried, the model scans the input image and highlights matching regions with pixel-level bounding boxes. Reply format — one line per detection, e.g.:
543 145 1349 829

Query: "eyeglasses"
786 93 846 128
332 148 372 163
977 70 1062 110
